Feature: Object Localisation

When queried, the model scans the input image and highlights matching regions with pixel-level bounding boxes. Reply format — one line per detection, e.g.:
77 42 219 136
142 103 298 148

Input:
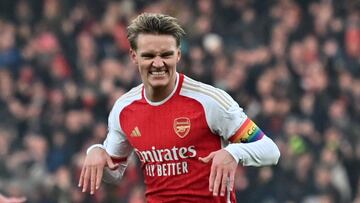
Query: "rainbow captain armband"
229 118 265 143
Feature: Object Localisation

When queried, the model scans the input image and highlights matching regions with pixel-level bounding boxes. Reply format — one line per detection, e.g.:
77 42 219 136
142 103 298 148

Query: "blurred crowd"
0 0 359 202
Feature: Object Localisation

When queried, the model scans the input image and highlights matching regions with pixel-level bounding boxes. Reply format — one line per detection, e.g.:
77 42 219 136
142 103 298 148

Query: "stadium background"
0 0 359 202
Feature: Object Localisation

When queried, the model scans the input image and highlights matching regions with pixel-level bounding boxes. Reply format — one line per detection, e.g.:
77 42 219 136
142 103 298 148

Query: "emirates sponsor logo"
134 146 197 177
134 146 197 163
173 117 191 138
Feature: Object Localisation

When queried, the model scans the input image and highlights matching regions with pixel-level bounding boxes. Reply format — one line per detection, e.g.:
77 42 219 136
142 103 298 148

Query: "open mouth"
149 69 168 76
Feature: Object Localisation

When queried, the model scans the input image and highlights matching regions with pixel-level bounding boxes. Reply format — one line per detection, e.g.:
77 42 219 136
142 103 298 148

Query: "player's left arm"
200 97 280 166
199 89 280 197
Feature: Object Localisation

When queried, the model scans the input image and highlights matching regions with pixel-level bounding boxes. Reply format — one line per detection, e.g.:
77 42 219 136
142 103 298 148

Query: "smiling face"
130 34 181 101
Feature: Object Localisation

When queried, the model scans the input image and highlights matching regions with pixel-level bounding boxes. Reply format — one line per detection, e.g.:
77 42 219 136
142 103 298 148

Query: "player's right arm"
78 98 133 195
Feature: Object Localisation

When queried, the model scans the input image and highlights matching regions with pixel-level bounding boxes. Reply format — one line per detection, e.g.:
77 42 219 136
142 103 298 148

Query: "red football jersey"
104 73 249 203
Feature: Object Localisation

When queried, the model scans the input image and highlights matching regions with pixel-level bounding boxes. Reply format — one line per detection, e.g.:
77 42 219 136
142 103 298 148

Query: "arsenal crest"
173 117 191 138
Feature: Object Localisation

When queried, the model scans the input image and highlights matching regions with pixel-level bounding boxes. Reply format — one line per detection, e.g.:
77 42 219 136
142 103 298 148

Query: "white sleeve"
86 100 133 184
103 104 133 158
208 101 247 139
224 136 280 166
180 78 247 138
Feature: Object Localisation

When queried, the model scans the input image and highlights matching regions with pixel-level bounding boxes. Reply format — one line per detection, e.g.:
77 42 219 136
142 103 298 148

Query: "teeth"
151 71 166 75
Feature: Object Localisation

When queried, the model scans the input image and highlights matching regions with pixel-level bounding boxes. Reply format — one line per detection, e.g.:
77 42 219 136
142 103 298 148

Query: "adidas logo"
130 126 141 137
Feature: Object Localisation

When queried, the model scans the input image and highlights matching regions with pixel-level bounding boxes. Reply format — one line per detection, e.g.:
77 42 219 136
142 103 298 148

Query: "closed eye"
140 51 175 59
140 53 155 59
160 51 174 58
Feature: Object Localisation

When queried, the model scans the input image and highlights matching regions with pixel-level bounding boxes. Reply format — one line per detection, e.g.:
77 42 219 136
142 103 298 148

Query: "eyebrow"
161 51 175 56
140 51 175 57
140 52 155 57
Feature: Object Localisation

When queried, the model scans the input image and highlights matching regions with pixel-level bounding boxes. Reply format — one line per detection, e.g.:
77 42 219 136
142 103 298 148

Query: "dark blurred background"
0 0 359 202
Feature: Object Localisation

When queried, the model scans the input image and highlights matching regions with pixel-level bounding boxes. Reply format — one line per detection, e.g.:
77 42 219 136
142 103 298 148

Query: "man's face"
130 34 181 92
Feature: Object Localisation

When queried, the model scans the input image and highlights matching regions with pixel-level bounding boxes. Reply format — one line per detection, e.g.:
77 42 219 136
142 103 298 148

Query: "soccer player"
78 13 280 202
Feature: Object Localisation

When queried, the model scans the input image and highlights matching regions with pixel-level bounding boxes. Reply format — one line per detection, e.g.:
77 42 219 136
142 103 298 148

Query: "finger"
220 170 229 196
229 169 236 191
90 166 97 195
199 152 215 163
96 165 104 190
107 157 119 170
209 164 216 192
213 167 223 196
82 166 90 192
78 164 85 187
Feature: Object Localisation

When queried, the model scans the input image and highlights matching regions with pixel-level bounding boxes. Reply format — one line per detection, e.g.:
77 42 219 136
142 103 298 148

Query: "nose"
152 56 165 67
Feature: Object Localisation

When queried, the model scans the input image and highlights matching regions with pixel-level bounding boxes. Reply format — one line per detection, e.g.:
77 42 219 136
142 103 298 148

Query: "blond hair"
127 13 185 50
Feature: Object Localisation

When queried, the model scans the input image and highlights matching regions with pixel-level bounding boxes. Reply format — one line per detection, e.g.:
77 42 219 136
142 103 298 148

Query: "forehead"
136 34 177 52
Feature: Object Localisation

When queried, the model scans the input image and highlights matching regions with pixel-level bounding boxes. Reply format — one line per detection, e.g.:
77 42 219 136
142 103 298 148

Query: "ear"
177 48 181 62
129 49 138 65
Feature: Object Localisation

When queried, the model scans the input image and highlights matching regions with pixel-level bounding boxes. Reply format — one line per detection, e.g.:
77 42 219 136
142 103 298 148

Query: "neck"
145 87 171 102
145 74 177 102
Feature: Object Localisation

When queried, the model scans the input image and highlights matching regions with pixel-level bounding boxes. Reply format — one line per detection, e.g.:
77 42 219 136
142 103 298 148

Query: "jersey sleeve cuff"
224 144 243 164
86 144 106 155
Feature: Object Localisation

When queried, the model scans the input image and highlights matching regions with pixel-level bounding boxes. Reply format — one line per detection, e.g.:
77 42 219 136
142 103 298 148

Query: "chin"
148 75 169 85
149 81 169 89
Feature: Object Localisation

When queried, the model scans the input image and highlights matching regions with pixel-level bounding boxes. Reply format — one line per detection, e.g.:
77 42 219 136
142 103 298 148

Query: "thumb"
199 152 216 163
106 156 119 170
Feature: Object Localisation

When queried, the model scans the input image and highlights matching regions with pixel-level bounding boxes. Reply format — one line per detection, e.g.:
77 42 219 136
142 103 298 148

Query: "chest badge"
173 117 191 138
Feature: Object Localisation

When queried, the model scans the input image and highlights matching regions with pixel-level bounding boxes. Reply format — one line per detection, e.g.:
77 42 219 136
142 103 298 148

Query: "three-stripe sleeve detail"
182 78 233 110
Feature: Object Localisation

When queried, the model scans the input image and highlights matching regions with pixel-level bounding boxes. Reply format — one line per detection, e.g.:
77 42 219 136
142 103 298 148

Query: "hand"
78 147 119 195
199 149 237 196
0 194 26 203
